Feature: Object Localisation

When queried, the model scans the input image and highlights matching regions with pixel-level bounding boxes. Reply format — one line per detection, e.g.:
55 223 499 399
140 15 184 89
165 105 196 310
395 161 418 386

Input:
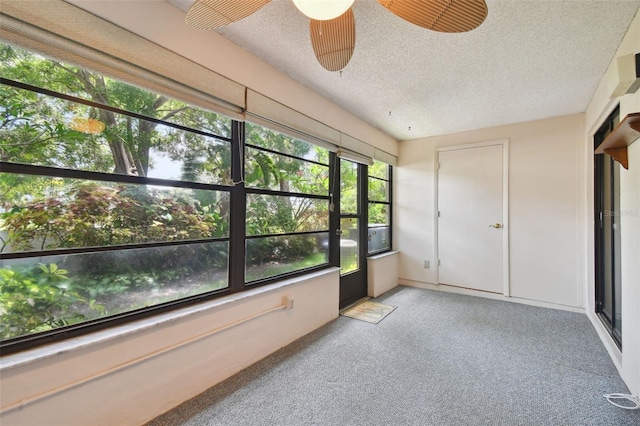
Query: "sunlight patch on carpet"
340 300 397 324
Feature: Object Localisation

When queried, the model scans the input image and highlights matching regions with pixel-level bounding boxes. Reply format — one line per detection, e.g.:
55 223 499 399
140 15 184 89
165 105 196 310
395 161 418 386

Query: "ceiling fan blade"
310 8 356 72
186 0 271 29
377 0 488 33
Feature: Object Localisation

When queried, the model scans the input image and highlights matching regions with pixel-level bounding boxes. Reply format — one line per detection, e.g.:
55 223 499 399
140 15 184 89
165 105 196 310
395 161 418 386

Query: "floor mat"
340 299 397 324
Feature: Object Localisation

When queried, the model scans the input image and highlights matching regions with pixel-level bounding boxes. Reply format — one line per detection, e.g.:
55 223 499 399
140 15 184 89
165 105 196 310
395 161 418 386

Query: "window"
0 45 233 345
244 123 331 282
0 43 338 352
339 159 360 274
1 40 406 353
367 160 392 254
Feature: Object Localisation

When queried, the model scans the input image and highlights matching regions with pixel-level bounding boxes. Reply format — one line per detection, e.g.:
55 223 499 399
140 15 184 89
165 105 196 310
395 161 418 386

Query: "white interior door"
437 143 506 293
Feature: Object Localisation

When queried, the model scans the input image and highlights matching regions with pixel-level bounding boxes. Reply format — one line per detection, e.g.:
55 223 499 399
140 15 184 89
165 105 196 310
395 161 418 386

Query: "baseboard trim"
586 310 623 372
398 279 585 313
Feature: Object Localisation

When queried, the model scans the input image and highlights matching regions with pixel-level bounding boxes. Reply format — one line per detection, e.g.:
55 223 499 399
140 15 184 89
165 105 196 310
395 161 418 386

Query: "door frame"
336 159 369 308
593 105 622 348
433 139 510 296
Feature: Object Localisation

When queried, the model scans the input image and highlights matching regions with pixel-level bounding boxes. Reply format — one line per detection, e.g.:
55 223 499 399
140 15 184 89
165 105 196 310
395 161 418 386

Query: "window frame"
0 76 238 353
367 162 393 256
593 105 622 349
242 123 333 285
0 67 339 353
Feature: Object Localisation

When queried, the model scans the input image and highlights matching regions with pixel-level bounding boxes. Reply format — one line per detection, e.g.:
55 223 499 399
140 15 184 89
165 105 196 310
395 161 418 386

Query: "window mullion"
329 153 340 267
389 165 393 251
359 163 369 261
229 121 247 291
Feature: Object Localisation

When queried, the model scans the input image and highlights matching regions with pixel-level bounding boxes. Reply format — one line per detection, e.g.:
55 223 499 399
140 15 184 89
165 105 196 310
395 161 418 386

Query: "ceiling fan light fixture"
292 0 355 21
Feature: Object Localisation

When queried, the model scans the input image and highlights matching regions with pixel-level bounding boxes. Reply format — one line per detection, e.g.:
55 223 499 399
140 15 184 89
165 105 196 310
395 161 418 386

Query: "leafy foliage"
340 159 359 214
2 181 220 253
0 42 337 341
0 85 106 168
243 123 330 272
1 43 231 181
368 161 390 225
0 263 96 339
245 123 330 234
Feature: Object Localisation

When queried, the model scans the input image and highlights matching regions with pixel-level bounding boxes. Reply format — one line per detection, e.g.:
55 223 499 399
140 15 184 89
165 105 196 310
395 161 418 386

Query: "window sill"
0 267 339 372
368 250 398 260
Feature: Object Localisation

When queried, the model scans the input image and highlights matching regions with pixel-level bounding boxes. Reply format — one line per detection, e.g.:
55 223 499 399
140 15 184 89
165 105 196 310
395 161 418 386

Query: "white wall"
367 251 399 298
396 114 585 308
0 270 340 426
583 11 640 396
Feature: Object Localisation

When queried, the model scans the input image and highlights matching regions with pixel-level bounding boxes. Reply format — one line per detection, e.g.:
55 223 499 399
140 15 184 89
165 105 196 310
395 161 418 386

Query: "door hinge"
438 259 441 266
437 211 441 218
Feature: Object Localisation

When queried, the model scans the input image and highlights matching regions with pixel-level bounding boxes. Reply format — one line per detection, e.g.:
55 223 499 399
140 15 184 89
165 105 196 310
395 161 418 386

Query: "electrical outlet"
423 260 430 269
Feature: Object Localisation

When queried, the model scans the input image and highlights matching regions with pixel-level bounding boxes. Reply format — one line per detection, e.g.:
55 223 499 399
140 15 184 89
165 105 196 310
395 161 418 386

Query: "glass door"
594 106 622 348
338 159 368 308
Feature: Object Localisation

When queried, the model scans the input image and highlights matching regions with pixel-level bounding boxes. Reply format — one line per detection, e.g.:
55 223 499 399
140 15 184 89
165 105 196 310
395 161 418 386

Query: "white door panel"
437 144 504 293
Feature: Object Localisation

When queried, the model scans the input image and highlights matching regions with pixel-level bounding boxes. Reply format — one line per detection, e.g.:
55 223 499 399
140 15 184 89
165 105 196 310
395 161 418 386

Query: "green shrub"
1 181 220 253
0 263 100 339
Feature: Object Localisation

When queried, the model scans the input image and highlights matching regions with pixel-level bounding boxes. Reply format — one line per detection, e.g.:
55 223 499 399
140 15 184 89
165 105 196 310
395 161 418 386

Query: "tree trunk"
98 107 133 175
74 70 136 175
58 66 184 177
137 119 156 176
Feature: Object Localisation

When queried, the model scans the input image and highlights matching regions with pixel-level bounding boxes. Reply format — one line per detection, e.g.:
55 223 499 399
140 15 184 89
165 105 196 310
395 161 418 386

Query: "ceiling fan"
185 0 488 72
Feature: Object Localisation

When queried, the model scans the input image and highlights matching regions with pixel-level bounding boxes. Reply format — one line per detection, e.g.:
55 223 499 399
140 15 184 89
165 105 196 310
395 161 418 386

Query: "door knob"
489 223 503 229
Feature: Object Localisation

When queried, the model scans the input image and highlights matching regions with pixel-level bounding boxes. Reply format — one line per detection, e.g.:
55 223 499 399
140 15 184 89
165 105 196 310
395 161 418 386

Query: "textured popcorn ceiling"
167 0 640 141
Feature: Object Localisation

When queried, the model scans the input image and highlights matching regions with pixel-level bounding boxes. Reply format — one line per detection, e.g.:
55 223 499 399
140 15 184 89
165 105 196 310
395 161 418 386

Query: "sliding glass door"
594 106 622 348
